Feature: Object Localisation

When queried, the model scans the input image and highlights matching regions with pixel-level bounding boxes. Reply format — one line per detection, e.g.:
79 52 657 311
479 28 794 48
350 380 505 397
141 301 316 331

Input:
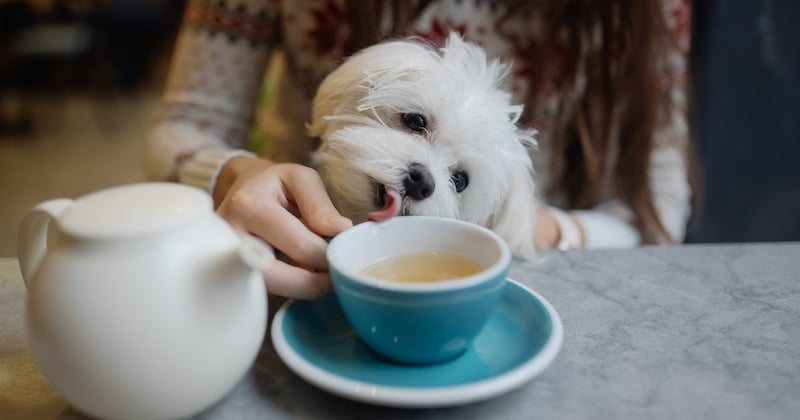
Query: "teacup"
327 216 511 364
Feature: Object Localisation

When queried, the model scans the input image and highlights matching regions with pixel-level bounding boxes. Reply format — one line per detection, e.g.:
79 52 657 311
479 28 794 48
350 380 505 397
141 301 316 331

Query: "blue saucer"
271 279 563 408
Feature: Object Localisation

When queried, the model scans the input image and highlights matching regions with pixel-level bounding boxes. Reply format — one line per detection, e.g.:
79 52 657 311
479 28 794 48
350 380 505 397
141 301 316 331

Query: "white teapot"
17 183 274 420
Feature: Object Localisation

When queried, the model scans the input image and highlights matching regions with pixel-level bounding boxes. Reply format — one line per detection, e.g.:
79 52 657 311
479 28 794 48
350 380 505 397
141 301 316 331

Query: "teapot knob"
17 199 74 287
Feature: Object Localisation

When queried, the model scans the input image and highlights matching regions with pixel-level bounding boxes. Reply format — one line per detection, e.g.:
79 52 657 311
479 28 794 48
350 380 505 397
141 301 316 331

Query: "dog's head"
308 33 537 255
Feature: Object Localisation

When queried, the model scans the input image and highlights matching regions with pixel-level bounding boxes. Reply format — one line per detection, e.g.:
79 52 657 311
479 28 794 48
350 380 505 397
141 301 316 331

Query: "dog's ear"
441 32 514 94
489 159 537 259
488 129 538 260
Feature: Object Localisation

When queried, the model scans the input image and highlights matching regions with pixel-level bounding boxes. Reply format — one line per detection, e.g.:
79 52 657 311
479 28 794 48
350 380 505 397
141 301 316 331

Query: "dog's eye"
402 113 427 133
451 170 469 193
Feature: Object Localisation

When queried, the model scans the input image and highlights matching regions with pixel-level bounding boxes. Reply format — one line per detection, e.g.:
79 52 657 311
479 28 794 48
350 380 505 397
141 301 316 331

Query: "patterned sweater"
145 0 693 248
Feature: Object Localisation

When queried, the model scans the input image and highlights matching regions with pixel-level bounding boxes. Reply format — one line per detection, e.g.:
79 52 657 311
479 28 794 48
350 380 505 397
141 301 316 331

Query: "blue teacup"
327 216 511 365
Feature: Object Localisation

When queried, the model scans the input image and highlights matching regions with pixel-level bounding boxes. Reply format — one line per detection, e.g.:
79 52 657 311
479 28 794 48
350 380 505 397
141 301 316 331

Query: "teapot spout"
235 233 275 274
203 233 274 295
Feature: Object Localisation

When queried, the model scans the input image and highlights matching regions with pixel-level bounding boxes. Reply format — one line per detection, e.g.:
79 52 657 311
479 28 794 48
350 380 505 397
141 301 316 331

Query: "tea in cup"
326 216 511 364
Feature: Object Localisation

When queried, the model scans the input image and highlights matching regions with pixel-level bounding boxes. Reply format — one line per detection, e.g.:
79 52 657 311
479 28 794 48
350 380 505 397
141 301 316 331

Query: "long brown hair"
345 0 694 243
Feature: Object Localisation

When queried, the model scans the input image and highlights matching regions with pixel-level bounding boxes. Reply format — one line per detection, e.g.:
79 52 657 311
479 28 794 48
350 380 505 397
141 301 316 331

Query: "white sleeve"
648 108 693 243
572 201 642 248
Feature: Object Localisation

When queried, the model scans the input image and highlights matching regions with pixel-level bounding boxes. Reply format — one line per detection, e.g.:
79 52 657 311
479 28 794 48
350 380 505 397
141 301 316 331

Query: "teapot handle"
17 199 74 287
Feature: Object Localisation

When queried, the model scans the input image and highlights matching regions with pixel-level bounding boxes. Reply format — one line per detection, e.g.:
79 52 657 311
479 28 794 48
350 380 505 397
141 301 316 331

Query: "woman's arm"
571 111 692 248
143 1 353 299
144 0 279 191
541 125 692 250
537 0 693 249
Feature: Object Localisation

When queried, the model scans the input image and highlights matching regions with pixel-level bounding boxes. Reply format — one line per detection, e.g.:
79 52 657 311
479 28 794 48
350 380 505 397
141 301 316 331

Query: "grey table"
1 243 799 420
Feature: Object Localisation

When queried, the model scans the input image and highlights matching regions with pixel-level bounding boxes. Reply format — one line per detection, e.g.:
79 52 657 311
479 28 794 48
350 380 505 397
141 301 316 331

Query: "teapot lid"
59 183 212 240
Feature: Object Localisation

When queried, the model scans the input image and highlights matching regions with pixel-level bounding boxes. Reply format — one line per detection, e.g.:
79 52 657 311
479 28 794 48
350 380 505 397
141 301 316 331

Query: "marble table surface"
1 243 799 420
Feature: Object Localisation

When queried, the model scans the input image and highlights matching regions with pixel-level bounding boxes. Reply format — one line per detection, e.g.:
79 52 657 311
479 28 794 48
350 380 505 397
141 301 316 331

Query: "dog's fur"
308 33 537 257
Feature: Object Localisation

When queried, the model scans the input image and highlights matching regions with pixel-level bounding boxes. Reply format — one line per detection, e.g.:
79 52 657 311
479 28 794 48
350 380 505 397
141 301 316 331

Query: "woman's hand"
534 208 586 249
534 208 561 248
214 156 352 299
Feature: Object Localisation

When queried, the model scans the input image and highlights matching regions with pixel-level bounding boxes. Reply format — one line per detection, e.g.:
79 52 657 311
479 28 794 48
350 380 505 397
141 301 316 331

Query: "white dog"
308 33 537 257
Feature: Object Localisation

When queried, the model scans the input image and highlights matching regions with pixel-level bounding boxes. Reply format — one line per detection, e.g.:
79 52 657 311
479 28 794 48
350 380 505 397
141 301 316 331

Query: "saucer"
271 278 563 408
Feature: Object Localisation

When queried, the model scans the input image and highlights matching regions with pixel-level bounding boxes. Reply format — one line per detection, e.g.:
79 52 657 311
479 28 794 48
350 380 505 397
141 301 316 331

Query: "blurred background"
687 0 800 244
0 0 798 256
0 0 184 256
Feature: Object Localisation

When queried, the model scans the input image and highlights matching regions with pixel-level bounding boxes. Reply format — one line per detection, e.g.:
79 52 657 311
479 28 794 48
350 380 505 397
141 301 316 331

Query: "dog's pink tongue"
368 186 402 222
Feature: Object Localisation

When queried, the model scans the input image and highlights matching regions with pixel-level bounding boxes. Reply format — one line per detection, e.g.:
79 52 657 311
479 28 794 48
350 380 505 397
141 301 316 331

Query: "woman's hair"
345 0 695 243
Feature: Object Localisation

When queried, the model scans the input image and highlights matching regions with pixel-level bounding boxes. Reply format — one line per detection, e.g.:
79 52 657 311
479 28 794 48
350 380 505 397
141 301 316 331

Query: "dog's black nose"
404 162 435 201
